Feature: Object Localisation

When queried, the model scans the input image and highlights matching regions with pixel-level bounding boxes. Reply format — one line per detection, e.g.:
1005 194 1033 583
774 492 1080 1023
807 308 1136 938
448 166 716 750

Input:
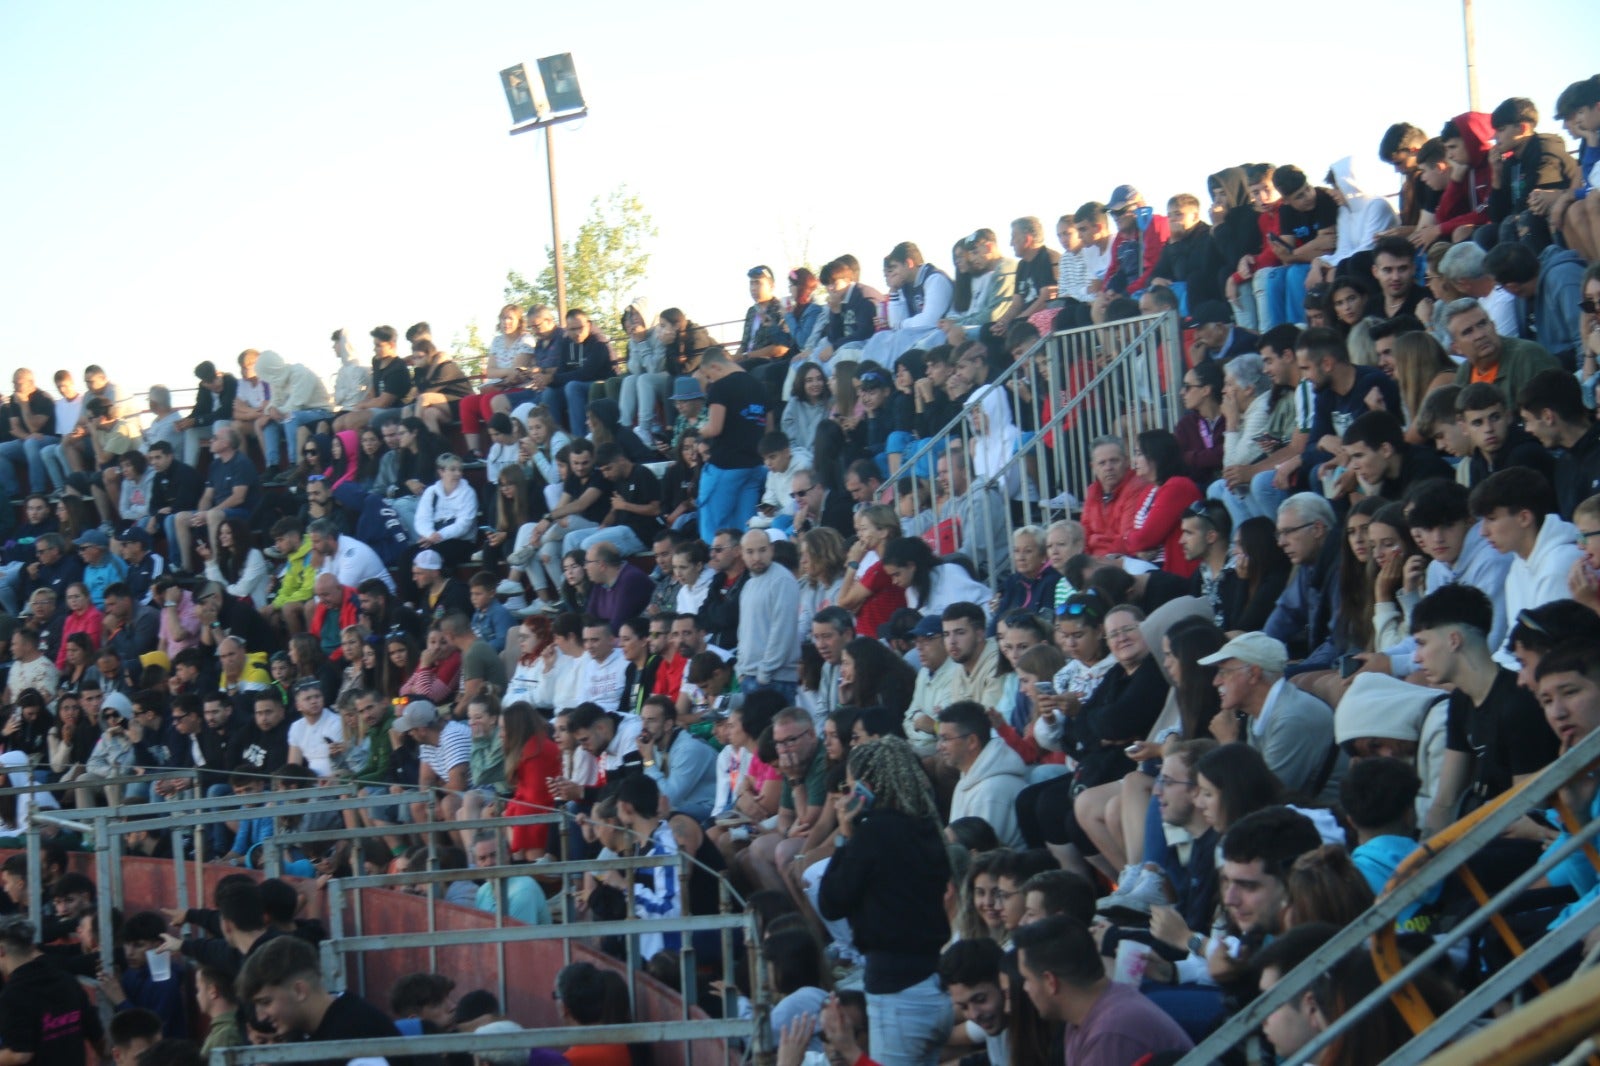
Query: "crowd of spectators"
2 73 1600 1066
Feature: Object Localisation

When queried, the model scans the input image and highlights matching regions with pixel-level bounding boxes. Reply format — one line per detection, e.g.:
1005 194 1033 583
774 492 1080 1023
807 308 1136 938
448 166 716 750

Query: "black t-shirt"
370 357 413 406
6 391 55 436
1278 189 1340 245
563 470 613 523
1445 668 1558 800
609 462 664 541
236 717 291 774
1016 247 1062 306
0 955 104 1065
313 991 402 1041
706 371 768 469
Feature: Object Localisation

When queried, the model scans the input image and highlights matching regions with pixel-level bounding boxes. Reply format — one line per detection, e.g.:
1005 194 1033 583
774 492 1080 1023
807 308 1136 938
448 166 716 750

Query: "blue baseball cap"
1107 185 1141 212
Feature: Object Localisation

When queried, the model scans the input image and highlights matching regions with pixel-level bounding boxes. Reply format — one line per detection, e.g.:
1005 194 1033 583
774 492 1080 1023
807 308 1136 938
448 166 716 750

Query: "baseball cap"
413 549 443 570
115 526 152 547
292 677 324 694
1186 300 1234 328
857 369 891 391
393 699 440 732
76 529 110 549
1197 632 1288 675
911 615 945 639
747 265 774 281
1106 185 1141 212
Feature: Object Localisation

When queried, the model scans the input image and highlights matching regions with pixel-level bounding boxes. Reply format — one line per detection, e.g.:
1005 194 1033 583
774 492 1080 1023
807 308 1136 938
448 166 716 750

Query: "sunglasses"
1582 298 1600 315
306 473 327 483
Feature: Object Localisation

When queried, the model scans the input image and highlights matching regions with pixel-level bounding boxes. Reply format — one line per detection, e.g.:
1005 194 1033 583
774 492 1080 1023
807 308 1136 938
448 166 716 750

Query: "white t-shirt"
578 649 628 711
322 535 395 592
288 711 346 778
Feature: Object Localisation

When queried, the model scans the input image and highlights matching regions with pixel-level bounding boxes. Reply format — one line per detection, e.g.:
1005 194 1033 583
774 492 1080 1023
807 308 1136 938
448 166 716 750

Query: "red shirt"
652 653 687 701
1081 474 1150 557
507 734 564 853
853 561 907 638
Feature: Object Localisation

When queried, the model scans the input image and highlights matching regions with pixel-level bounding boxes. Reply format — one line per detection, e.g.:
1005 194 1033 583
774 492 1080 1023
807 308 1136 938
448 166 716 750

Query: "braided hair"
845 736 939 823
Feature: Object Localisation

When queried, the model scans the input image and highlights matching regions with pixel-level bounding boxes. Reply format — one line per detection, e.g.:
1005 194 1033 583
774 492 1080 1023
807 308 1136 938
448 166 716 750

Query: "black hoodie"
1149 220 1226 305
1209 166 1263 276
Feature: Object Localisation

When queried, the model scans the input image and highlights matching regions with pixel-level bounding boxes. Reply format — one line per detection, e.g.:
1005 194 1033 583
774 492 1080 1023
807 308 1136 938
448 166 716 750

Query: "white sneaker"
495 579 523 597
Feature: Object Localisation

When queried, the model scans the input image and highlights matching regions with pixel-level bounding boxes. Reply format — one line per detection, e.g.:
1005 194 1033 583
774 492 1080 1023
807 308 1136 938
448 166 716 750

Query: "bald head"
741 530 774 575
314 573 342 606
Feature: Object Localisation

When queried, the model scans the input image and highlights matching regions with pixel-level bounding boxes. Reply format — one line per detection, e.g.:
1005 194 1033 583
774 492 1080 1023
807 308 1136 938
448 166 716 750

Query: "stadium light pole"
1462 0 1481 112
500 55 588 321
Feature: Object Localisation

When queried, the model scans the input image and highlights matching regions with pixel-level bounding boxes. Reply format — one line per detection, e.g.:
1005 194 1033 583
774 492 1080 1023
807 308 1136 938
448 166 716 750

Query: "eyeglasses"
1214 663 1254 679
1576 528 1600 544
790 488 814 498
1580 298 1599 315
1155 775 1192 790
306 474 327 483
1275 521 1317 542
773 734 806 748
1106 626 1141 641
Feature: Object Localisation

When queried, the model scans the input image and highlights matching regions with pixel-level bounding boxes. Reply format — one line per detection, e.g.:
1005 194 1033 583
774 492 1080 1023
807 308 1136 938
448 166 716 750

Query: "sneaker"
461 459 487 471
538 599 564 614
1095 865 1146 911
514 603 548 618
495 579 523 597
469 551 484 564
1097 864 1174 923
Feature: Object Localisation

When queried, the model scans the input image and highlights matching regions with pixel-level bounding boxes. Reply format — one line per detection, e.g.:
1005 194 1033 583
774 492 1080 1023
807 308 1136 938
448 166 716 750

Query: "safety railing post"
24 823 41 941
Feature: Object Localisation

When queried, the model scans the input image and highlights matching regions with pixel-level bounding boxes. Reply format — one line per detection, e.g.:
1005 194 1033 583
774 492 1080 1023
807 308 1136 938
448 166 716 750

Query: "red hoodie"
1436 111 1494 237
1104 213 1171 294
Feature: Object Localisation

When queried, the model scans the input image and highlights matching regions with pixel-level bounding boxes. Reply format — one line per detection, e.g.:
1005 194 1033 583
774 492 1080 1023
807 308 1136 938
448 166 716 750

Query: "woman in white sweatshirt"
414 454 480 568
199 517 271 608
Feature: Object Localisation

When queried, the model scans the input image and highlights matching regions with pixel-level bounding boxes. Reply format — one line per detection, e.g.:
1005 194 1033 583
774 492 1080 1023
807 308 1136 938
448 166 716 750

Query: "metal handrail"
888 310 1182 590
1178 724 1600 1065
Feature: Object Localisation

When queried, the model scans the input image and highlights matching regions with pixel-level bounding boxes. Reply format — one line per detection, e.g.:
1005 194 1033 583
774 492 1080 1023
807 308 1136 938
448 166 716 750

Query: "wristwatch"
1187 933 1208 956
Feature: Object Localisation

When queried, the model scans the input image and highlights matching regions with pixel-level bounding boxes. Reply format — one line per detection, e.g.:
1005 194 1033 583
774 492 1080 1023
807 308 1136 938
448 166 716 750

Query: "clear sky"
0 0 1590 399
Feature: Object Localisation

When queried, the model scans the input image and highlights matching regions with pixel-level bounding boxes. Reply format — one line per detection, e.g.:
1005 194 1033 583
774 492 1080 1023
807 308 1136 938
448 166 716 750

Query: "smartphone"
1337 653 1362 679
1033 681 1057 697
845 780 876 816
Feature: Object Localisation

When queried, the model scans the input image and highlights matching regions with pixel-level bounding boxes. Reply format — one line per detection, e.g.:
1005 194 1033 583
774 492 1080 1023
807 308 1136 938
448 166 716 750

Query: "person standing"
696 348 769 542
735 531 800 700
819 737 953 1066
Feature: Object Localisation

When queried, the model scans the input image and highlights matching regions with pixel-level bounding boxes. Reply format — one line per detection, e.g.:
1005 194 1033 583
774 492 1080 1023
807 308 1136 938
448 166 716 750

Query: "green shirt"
471 732 507 794
779 744 830 812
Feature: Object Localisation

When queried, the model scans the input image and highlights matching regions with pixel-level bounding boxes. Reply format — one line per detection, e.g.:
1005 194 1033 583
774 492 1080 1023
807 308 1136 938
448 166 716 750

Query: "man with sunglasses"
1101 186 1170 297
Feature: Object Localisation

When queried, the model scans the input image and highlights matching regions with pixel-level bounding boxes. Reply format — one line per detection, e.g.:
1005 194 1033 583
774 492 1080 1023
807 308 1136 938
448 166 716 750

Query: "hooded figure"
1320 157 1399 272
1436 112 1495 239
256 350 332 419
948 734 1028 848
329 429 361 492
623 296 664 376
1209 166 1263 281
586 397 655 464
1334 673 1449 822
332 329 370 410
618 296 672 435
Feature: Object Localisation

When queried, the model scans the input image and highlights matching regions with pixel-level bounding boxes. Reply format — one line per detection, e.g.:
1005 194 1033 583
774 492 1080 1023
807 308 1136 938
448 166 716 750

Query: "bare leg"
173 511 197 570
1074 780 1127 871
1119 772 1154 864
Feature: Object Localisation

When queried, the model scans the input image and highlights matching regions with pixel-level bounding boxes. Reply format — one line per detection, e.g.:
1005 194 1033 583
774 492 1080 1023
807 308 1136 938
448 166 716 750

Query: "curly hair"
845 736 938 823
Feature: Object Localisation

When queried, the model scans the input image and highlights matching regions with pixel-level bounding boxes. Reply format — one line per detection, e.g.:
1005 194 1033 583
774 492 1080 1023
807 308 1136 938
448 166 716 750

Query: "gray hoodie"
623 296 666 375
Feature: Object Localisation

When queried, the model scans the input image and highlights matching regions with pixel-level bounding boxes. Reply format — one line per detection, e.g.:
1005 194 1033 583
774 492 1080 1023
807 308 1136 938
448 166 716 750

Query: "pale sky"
0 0 1590 401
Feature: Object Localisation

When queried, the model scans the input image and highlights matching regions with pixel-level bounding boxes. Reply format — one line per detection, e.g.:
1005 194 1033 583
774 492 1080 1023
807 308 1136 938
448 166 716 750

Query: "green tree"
449 320 490 379
505 185 656 350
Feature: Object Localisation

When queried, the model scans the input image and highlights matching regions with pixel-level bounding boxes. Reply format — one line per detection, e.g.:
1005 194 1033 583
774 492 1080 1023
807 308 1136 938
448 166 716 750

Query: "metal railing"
1177 723 1600 1065
19 777 762 1063
890 311 1183 590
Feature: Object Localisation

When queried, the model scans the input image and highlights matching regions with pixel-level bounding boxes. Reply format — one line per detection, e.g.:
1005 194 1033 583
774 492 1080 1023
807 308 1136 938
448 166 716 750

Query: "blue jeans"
563 381 593 436
286 409 332 448
697 463 765 543
1247 468 1292 524
1263 263 1311 327
569 524 646 558
0 436 58 495
866 973 952 1066
739 678 796 704
1208 476 1263 531
257 419 286 466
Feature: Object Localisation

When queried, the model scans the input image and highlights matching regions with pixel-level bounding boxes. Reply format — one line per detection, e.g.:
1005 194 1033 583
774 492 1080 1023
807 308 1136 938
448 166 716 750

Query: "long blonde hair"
1393 332 1456 421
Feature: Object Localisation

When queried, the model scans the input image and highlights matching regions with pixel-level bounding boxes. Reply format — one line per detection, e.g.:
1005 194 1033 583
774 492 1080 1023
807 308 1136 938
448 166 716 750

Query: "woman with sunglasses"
1174 359 1226 486
1124 429 1204 578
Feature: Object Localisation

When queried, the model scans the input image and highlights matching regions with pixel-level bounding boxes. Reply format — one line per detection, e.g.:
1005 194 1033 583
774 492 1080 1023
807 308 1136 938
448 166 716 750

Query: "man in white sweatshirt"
860 241 953 370
1469 468 1583 668
940 700 1027 848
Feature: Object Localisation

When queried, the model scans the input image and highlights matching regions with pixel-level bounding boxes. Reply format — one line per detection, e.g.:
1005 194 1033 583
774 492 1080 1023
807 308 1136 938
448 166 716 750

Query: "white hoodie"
333 329 370 410
256 350 332 415
1319 157 1398 270
949 736 1027 848
1497 514 1584 668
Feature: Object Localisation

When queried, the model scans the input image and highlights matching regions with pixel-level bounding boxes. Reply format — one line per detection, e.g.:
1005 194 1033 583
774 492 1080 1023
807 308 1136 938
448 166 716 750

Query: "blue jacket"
1305 365 1401 475
471 602 515 652
1266 531 1343 675
1527 245 1586 364
826 287 878 349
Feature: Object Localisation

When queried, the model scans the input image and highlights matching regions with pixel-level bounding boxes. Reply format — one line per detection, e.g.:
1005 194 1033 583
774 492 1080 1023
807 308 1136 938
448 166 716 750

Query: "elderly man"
1080 436 1149 556
936 440 1010 579
782 466 853 537
583 543 654 632
1201 632 1341 802
940 700 1027 847
308 517 393 592
735 530 800 700
1439 243 1520 337
735 707 827 895
1263 493 1343 677
1443 297 1559 402
308 573 360 658
171 425 259 571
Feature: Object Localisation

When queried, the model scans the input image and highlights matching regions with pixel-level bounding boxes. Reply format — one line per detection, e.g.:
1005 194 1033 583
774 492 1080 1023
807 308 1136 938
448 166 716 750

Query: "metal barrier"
890 311 1183 591
19 778 763 1064
1177 723 1600 1065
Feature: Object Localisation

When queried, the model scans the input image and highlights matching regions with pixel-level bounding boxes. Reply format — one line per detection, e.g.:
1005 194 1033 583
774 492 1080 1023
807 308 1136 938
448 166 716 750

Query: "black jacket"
826 287 877 349
1150 222 1226 305
552 331 615 385
1209 166 1263 278
151 460 204 515
190 376 238 429
818 808 950 994
1555 423 1600 518
697 569 747 650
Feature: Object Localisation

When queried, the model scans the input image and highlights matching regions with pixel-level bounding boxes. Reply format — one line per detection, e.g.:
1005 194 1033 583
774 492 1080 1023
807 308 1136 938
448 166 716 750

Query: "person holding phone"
818 736 953 1066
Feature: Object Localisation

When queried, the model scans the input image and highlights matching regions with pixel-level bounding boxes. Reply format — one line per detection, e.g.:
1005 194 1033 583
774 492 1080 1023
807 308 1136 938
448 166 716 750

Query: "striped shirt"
420 720 472 778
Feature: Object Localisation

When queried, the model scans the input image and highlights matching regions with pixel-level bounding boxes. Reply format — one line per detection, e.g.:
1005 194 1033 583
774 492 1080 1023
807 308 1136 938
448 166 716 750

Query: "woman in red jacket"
56 583 104 670
1123 429 1202 577
502 700 563 860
